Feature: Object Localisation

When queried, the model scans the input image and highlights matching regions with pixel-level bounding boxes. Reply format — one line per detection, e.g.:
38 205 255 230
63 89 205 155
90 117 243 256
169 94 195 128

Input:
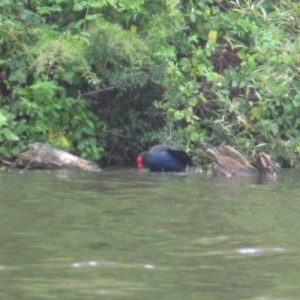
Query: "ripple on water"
237 247 285 255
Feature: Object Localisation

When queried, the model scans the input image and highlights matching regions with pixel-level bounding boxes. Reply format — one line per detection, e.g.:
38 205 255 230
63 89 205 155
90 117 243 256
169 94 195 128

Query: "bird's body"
136 145 193 172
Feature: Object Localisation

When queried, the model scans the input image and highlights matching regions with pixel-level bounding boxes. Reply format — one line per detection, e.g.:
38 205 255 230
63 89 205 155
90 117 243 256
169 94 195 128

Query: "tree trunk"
207 145 279 182
16 143 101 171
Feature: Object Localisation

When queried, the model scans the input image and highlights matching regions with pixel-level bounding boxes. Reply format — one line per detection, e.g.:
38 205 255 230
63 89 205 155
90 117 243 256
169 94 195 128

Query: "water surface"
0 168 299 299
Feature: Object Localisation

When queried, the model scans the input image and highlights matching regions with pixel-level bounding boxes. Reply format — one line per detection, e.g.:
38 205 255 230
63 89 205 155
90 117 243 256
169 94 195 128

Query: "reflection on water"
0 168 299 299
237 247 284 254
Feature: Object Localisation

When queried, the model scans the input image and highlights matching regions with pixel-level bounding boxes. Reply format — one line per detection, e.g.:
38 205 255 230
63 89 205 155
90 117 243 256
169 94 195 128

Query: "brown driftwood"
16 143 101 171
207 145 279 181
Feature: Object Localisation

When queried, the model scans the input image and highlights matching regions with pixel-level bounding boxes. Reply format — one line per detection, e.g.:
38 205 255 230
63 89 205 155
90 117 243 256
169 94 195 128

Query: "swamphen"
136 145 193 172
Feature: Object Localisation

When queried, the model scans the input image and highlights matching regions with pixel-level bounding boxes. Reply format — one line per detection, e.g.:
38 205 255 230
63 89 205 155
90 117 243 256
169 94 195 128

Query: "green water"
0 168 299 299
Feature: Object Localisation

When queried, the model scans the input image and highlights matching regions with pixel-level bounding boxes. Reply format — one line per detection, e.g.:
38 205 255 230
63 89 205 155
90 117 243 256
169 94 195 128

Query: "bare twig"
79 86 119 97
0 158 16 167
25 143 45 170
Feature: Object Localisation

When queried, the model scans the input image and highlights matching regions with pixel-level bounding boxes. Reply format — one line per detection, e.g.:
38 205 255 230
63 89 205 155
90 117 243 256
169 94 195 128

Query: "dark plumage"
136 145 193 172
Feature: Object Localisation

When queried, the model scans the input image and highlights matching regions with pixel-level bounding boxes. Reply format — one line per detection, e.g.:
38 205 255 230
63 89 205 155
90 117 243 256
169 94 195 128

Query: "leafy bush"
1 0 300 168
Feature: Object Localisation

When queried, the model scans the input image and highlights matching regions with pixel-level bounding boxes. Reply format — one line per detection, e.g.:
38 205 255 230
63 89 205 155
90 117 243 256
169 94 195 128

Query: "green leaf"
82 126 93 134
87 137 97 146
237 50 247 61
74 130 82 139
74 19 85 28
56 136 70 147
11 146 21 155
63 113 70 123
190 97 198 107
85 14 97 20
179 57 191 71
232 80 238 88
293 100 300 108
0 111 7 127
77 141 86 151
179 57 191 66
73 1 87 11
89 0 102 8
2 128 20 141
0 0 11 6
174 111 185 121
63 72 74 84
51 110 60 118
0 146 10 156
199 93 207 103
190 13 196 22
86 119 94 128
191 132 199 141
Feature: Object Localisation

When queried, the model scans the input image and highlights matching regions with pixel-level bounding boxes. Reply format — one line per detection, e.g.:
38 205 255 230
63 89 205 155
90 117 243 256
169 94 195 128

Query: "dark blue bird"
136 145 193 172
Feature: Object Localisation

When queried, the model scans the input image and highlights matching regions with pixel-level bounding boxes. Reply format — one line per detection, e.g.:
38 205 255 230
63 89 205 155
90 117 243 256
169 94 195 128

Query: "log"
255 152 279 181
16 143 101 171
207 145 279 181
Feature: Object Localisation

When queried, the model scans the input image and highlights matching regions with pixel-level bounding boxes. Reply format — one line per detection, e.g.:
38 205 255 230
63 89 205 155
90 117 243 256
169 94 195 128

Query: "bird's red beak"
136 156 143 170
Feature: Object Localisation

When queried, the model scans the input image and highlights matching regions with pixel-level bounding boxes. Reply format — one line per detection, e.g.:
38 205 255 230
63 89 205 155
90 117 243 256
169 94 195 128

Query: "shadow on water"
0 168 299 299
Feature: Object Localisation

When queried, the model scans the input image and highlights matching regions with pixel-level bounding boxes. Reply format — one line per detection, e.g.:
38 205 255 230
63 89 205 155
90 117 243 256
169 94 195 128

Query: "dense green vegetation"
1 0 300 168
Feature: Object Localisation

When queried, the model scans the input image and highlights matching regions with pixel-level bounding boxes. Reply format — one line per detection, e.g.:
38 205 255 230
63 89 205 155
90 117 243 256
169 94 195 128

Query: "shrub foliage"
0 0 299 167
